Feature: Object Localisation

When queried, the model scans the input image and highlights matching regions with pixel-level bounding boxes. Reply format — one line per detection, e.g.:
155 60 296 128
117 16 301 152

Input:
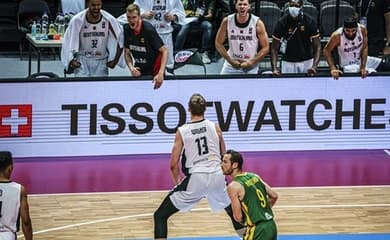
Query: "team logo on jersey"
249 27 253 34
240 30 243 34
102 21 106 29
300 25 305 31
141 37 145 43
0 105 32 138
0 189 2 196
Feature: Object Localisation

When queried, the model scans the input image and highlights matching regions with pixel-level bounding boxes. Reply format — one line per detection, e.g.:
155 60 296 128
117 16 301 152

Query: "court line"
16 203 390 238
29 185 390 197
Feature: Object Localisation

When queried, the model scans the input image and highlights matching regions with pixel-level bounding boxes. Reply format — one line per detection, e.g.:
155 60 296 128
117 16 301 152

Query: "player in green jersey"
221 149 278 240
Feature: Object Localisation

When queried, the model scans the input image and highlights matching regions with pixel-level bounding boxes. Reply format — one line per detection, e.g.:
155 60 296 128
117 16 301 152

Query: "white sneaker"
202 51 211 64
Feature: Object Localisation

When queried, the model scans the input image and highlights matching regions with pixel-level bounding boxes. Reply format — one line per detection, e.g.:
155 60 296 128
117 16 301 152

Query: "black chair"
253 5 281 37
17 0 51 58
29 71 59 79
171 48 207 75
320 0 351 10
102 0 128 17
258 1 279 8
319 4 355 37
303 4 319 26
307 0 323 10
0 0 24 52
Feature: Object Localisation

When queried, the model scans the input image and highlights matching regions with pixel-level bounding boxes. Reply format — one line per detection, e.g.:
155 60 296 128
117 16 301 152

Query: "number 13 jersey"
178 119 221 174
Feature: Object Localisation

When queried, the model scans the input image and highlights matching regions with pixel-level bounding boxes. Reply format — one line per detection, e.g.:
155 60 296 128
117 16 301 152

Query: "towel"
61 9 125 70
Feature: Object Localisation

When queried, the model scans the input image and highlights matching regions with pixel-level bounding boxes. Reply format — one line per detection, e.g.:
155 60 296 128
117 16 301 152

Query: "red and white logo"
0 105 32 137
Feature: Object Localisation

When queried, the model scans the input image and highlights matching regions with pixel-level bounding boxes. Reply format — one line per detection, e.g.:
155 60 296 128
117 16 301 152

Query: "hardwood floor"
20 186 390 240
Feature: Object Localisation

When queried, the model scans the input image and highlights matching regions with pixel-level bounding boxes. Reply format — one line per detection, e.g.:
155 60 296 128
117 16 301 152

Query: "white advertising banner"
0 76 389 157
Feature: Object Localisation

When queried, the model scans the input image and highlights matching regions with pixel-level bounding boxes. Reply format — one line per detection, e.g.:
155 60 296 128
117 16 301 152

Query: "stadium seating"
319 3 355 37
0 0 24 51
17 0 51 58
253 2 282 37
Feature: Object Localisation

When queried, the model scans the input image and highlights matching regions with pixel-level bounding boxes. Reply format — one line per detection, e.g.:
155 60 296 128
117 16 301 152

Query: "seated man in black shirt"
270 0 321 76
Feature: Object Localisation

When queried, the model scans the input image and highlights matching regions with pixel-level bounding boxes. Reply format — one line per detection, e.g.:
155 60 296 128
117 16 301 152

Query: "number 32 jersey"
178 119 221 174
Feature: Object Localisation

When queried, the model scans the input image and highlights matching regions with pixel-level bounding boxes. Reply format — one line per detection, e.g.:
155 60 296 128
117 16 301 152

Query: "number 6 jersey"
227 13 259 61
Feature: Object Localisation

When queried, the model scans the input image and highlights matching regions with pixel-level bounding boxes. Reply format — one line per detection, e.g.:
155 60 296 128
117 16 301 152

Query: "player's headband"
344 17 358 28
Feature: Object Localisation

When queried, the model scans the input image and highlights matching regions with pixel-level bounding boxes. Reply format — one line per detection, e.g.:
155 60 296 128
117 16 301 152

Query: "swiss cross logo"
0 105 32 137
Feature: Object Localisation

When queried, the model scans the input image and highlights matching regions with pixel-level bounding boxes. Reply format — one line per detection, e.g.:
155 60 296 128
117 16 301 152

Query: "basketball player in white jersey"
323 17 382 80
0 152 32 240
61 0 124 77
132 0 185 70
153 93 245 240
215 0 269 74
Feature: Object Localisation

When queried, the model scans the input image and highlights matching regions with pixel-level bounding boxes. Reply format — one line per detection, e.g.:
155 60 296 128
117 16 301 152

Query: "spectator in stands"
357 0 390 56
60 0 85 14
123 4 168 89
215 0 269 74
175 0 215 64
323 17 388 80
61 0 124 77
271 0 321 76
117 0 185 71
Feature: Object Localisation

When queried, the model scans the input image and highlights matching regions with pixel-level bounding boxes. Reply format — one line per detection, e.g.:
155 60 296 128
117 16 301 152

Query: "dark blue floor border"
130 233 390 240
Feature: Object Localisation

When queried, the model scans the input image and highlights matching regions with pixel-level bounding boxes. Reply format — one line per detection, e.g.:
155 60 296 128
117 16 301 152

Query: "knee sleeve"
154 196 179 238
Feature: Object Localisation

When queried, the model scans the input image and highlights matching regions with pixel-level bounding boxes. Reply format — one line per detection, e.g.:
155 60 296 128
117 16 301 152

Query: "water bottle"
49 21 55 35
41 12 49 40
41 21 48 40
64 14 70 31
42 11 49 25
56 14 65 37
54 14 61 33
35 21 41 40
360 16 367 27
31 21 37 37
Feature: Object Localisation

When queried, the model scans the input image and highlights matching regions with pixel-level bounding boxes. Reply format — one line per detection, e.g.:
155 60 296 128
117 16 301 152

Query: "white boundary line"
29 185 390 197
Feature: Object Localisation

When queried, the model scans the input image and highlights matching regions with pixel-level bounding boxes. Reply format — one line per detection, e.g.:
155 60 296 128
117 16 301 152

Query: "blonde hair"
189 93 206 115
126 3 140 15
